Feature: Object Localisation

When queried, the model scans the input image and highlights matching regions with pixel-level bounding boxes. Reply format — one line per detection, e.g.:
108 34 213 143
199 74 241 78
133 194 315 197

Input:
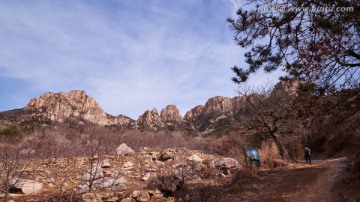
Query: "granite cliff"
25 90 132 126
1 81 299 131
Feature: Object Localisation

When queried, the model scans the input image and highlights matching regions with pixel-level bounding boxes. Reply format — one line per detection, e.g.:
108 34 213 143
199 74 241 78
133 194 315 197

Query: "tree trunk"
4 172 10 202
271 133 285 159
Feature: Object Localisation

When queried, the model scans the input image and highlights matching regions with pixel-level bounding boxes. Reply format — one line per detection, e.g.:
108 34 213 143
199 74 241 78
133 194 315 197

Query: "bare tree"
0 136 35 201
80 135 105 193
237 81 296 158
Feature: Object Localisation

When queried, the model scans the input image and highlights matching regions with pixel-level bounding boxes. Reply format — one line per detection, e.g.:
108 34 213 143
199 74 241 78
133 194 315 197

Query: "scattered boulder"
187 154 203 163
160 149 176 161
137 191 151 202
147 175 184 195
122 161 134 169
148 189 163 199
96 192 110 200
116 143 134 156
172 161 186 169
212 157 240 174
105 196 119 202
19 148 35 155
83 164 104 180
94 177 127 190
11 179 43 195
120 198 136 202
142 172 151 181
102 159 111 168
82 193 96 202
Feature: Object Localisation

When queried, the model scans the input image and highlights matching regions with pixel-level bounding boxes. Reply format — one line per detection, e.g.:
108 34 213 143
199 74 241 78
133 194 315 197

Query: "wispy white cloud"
0 0 281 119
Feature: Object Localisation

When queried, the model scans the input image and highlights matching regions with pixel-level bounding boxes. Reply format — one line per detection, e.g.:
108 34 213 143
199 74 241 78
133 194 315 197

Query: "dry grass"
258 140 287 169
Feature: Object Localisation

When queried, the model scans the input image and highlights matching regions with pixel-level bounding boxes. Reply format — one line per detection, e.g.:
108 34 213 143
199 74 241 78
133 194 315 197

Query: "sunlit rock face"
160 105 182 125
136 108 164 130
272 79 300 97
184 105 204 122
26 90 132 126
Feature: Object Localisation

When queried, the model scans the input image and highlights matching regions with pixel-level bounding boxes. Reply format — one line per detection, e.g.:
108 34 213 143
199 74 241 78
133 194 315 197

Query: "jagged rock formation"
1 80 299 132
137 105 183 130
184 105 204 122
136 108 164 129
201 96 233 116
272 79 299 97
160 105 182 125
25 90 133 126
184 96 247 132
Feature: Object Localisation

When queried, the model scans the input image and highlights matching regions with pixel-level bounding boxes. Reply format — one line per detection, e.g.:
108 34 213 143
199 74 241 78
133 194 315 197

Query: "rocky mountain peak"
184 105 204 122
201 96 233 116
136 108 164 129
25 90 132 126
272 79 299 97
160 105 182 124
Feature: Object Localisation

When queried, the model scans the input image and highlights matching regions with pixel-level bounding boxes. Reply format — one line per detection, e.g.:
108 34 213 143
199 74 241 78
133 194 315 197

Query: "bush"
147 175 184 196
0 125 20 137
258 140 282 168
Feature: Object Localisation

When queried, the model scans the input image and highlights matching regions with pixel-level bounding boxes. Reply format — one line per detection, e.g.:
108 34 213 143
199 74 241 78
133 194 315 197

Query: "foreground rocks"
2 144 241 202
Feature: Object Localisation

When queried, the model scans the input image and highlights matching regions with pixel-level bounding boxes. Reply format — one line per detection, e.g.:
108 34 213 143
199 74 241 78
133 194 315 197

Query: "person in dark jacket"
304 147 311 164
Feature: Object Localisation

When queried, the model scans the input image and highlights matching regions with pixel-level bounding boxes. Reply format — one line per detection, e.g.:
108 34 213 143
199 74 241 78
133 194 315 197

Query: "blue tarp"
246 148 260 165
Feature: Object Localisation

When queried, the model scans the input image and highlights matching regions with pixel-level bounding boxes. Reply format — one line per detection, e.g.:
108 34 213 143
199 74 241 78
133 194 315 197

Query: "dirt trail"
210 158 351 202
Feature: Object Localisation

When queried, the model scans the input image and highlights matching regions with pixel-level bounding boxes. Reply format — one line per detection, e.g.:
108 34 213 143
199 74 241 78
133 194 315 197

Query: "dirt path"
209 158 351 202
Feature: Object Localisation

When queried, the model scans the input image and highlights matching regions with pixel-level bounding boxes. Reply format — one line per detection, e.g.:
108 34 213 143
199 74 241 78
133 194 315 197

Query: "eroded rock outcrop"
136 108 164 129
160 105 182 125
201 96 233 116
25 90 133 126
184 105 204 122
272 79 299 97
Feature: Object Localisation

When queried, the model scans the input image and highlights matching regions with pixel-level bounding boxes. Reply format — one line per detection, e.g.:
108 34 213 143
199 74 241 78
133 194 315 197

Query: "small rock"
136 191 151 202
160 149 176 161
19 148 35 155
187 154 203 163
102 159 111 168
105 196 119 202
120 198 136 202
82 193 96 200
131 190 140 198
150 189 163 199
96 192 110 200
122 161 134 169
142 172 151 181
172 162 186 168
83 164 104 180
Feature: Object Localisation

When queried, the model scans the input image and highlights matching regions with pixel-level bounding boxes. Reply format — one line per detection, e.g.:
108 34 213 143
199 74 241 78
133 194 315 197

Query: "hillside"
0 81 359 201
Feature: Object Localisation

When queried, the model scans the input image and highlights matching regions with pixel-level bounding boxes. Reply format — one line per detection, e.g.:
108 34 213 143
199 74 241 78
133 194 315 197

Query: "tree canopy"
228 0 360 90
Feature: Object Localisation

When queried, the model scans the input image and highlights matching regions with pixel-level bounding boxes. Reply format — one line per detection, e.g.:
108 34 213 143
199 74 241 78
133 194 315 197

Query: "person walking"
304 147 311 164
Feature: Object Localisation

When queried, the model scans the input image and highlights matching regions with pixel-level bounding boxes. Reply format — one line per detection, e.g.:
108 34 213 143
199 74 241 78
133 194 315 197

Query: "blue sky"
0 0 283 119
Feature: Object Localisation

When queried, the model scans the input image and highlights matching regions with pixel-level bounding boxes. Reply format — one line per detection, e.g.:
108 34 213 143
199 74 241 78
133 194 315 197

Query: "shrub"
258 140 282 168
147 175 184 196
0 125 20 137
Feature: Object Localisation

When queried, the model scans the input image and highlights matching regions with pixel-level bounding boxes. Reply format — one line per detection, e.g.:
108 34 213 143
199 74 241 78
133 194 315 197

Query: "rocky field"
1 143 241 202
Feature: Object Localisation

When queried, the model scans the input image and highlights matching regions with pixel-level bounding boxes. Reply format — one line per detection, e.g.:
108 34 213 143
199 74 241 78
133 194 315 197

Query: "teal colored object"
246 149 260 165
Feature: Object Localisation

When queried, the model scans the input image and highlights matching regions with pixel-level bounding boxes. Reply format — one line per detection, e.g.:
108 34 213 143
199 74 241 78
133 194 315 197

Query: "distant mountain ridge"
0 80 299 132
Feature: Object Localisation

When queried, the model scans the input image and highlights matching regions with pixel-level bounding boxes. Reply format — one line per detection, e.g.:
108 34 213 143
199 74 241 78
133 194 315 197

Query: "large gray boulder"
212 157 240 173
11 179 43 195
116 143 134 156
83 164 104 181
